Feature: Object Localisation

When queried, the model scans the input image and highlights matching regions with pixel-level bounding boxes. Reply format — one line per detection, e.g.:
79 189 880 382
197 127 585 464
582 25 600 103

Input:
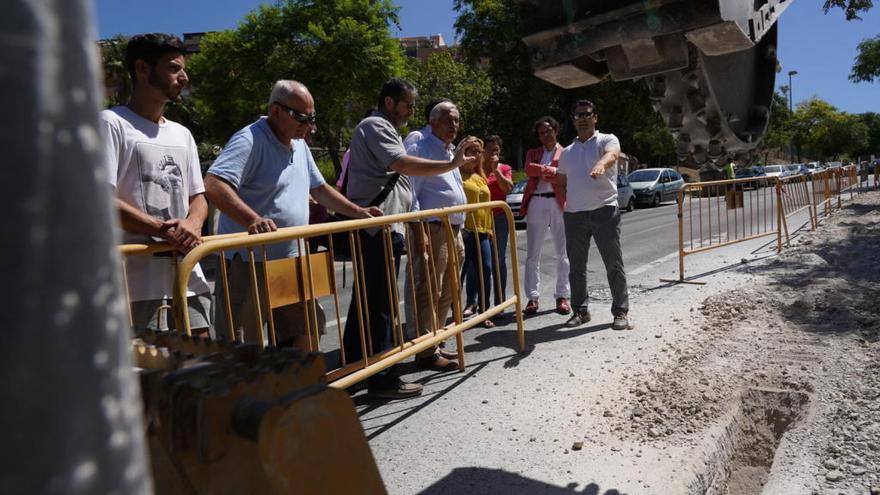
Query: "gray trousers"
563 205 629 315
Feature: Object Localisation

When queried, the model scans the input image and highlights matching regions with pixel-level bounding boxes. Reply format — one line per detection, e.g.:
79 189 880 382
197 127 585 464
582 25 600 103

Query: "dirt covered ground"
607 193 880 494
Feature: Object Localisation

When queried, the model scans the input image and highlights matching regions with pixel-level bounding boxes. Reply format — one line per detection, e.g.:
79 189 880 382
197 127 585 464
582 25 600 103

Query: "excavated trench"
690 387 811 495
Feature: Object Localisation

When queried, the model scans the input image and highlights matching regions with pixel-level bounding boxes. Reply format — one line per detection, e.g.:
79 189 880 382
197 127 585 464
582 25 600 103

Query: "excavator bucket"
516 0 795 171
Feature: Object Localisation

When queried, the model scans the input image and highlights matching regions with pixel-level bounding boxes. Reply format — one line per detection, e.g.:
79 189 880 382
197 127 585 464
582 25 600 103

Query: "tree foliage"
404 51 493 139
824 0 878 83
763 89 793 157
823 0 874 20
766 95 873 161
186 0 406 172
100 35 131 108
851 35 880 82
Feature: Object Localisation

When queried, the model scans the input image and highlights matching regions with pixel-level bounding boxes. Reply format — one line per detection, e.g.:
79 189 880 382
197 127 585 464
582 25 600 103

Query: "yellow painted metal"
124 201 525 389
257 388 385 495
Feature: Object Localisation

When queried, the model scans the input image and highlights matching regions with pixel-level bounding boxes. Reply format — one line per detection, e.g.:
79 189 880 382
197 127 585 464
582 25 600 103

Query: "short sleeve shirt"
345 111 412 234
462 174 493 233
100 106 209 301
486 163 513 215
208 117 325 260
557 131 621 212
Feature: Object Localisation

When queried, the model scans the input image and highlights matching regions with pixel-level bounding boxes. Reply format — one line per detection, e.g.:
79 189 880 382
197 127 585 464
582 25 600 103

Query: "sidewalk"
358 192 880 494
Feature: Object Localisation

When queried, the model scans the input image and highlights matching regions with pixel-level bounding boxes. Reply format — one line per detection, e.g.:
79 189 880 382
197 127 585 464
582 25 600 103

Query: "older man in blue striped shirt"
404 101 466 371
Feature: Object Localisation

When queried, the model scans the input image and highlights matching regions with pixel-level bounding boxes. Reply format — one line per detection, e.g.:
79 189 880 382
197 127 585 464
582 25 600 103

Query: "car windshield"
510 180 527 194
765 165 783 173
628 170 660 182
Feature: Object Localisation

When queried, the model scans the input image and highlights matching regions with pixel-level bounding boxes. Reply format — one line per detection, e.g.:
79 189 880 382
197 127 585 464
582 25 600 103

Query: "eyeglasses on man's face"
572 111 595 120
274 102 317 124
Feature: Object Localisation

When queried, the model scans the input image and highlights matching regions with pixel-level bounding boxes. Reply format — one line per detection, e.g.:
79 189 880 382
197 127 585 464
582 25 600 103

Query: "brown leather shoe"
556 297 571 315
523 299 539 315
437 348 459 360
415 354 459 371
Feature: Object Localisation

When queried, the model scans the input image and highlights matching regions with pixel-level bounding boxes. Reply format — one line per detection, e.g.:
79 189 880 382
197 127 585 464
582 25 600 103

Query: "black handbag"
315 171 401 261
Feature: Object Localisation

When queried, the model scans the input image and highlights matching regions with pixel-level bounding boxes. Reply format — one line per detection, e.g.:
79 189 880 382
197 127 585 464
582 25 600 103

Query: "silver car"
628 168 685 207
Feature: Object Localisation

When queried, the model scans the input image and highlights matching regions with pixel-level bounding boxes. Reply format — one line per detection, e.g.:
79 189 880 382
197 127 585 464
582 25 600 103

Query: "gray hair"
267 80 306 110
429 101 458 123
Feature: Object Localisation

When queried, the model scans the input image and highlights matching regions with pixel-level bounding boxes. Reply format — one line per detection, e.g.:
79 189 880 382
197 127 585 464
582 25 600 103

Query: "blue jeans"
462 230 493 309
493 213 509 305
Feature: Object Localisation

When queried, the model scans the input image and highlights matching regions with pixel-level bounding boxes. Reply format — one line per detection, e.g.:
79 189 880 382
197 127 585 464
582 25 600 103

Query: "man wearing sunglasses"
556 100 631 331
205 80 380 349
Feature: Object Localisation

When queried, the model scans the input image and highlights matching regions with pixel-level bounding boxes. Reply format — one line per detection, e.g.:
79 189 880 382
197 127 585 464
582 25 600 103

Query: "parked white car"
763 164 790 178
617 174 635 212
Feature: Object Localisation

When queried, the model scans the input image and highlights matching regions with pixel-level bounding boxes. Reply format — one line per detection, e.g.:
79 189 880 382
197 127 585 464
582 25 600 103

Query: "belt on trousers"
533 192 555 198
426 221 461 231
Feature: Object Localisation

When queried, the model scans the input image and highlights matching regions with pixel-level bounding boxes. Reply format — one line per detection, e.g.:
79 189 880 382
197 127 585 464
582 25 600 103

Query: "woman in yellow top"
459 137 496 327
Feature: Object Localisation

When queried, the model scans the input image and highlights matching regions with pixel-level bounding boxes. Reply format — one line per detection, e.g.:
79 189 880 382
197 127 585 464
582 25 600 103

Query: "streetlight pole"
788 70 798 162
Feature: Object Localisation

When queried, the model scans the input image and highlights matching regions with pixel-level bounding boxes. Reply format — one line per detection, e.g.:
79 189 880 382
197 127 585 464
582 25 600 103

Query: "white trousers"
524 196 570 300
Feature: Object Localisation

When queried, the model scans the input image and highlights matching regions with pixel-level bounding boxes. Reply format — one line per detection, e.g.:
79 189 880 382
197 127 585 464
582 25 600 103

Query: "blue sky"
95 0 878 114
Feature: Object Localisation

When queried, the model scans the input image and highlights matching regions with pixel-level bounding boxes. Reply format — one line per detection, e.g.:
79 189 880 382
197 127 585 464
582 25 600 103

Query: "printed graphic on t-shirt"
135 142 188 222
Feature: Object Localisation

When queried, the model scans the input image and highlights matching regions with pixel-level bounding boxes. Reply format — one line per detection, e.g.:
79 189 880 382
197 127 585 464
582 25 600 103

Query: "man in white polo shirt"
556 100 631 330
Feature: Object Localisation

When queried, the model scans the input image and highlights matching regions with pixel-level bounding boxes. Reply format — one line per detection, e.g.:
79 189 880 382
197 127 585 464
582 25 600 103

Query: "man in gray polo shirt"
556 99 631 331
342 78 477 399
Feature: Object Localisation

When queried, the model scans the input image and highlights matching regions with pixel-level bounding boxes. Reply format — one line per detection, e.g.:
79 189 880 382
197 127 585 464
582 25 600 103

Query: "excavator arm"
516 0 794 172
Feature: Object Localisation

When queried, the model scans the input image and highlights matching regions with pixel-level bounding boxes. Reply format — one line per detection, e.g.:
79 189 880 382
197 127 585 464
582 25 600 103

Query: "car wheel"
652 193 661 207
626 197 635 212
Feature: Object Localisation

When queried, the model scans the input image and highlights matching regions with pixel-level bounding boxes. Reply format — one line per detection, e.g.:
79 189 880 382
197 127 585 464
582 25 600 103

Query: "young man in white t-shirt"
556 99 631 331
100 33 211 333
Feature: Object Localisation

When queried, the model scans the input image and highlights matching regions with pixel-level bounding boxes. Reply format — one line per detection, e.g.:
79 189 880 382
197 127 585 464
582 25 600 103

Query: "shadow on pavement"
419 467 624 495
765 199 880 342
464 320 611 368
353 361 489 440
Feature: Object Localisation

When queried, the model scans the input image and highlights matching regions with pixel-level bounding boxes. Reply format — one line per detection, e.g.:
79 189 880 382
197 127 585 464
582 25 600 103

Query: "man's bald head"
268 80 312 110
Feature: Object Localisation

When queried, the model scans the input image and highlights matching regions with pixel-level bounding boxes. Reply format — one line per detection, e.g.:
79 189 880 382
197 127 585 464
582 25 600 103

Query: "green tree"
100 35 131 108
824 0 878 83
791 98 868 161
850 35 880 82
853 111 880 156
404 51 493 139
823 0 874 20
763 89 794 161
453 0 561 166
187 0 406 174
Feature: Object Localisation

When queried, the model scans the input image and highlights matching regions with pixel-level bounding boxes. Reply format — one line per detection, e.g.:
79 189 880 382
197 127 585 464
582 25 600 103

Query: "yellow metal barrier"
674 166 862 281
675 176 779 282
121 201 525 390
776 173 818 245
